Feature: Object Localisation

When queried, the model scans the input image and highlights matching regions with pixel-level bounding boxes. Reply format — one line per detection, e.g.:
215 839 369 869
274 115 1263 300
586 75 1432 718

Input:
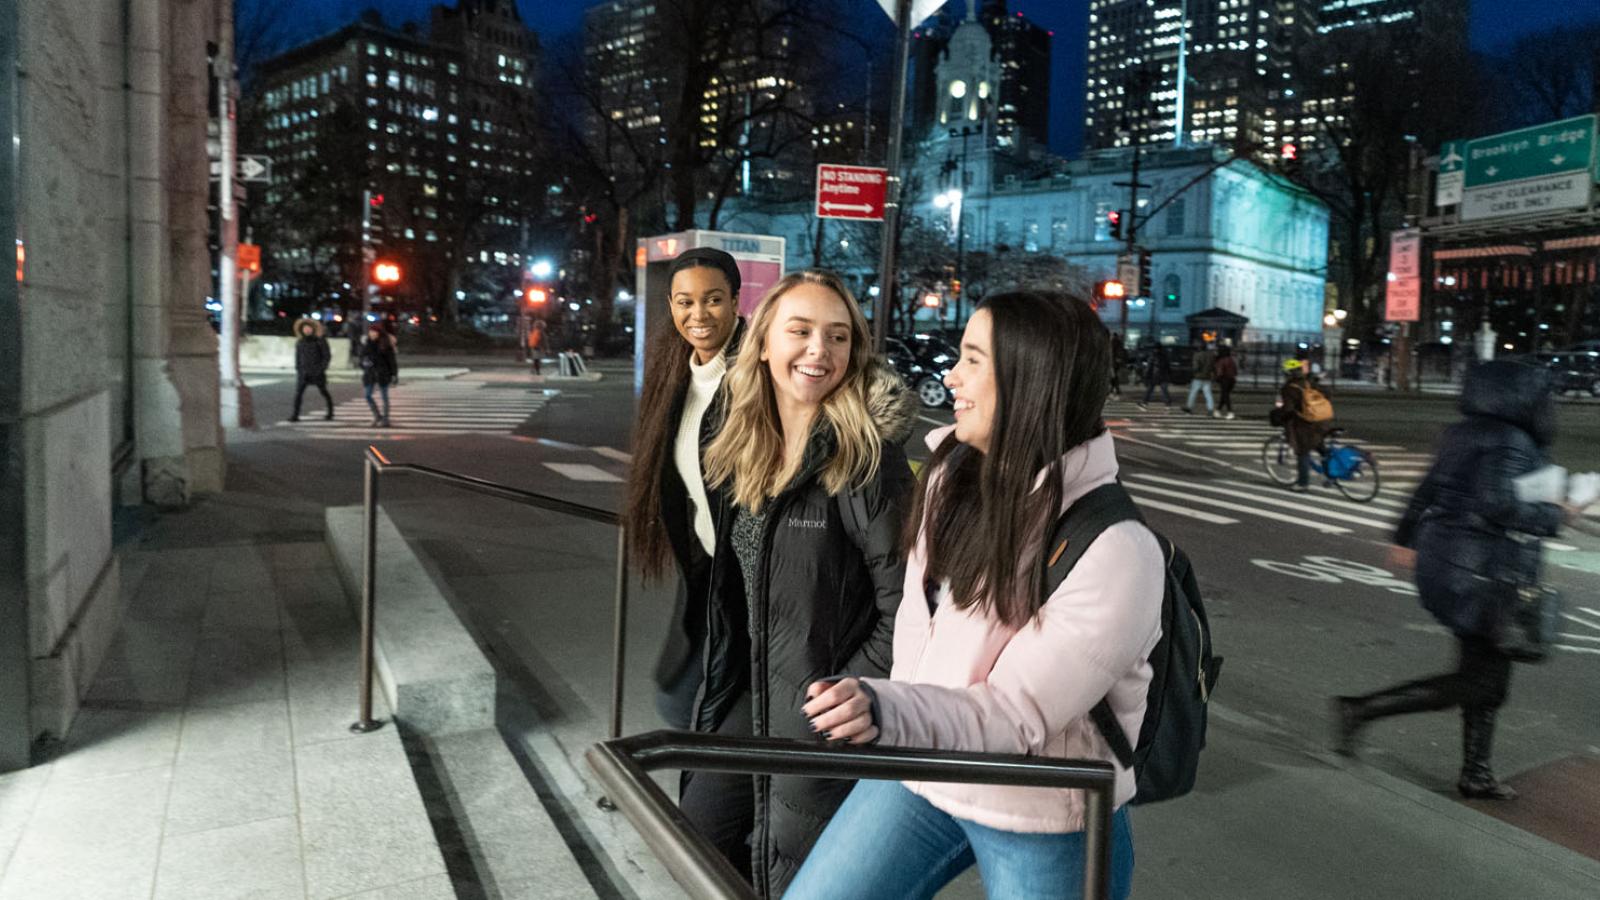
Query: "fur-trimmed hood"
292 317 326 339
863 358 919 445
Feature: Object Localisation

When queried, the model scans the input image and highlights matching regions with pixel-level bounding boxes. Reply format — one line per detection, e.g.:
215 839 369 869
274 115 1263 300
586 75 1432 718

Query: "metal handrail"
352 446 632 741
587 730 1119 900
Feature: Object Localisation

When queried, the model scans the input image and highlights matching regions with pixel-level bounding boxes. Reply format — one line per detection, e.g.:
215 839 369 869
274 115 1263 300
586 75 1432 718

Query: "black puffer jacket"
652 321 749 707
698 363 916 899
1395 360 1563 638
358 336 399 386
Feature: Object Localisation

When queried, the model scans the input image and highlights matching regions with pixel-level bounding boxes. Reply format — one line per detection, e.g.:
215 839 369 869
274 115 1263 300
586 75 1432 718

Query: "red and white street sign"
816 164 888 220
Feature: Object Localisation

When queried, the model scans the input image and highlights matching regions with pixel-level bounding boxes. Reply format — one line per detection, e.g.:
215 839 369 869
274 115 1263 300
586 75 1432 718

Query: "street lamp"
529 258 555 280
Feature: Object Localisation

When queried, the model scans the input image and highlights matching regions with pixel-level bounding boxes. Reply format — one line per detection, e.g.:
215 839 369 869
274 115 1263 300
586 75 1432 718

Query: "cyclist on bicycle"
1277 358 1333 492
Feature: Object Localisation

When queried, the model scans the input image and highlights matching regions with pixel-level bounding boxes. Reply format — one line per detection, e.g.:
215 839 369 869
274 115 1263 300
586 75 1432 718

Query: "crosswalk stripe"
1114 481 1351 534
1216 478 1405 513
1125 474 1391 530
591 446 634 464
1124 494 1240 525
543 463 624 483
279 381 547 437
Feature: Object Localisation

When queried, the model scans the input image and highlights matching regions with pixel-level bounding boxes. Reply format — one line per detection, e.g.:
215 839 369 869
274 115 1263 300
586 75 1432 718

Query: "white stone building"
2 0 229 769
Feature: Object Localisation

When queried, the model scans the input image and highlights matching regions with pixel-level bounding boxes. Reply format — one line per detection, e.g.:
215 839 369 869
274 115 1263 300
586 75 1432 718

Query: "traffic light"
922 292 941 309
1137 248 1152 299
1095 279 1127 303
1279 142 1298 161
372 261 401 285
365 192 387 247
950 278 961 296
1107 209 1123 241
525 286 548 306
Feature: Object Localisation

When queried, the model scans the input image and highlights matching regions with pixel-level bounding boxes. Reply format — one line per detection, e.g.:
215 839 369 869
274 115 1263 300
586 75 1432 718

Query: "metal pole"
609 527 629 740
351 453 384 733
1082 786 1112 900
873 0 914 352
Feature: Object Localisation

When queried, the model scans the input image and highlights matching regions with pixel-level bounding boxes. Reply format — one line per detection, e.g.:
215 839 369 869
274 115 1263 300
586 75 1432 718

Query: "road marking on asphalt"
1116 481 1351 534
543 463 624 483
917 415 948 428
1126 473 1393 530
591 446 633 464
1123 493 1239 525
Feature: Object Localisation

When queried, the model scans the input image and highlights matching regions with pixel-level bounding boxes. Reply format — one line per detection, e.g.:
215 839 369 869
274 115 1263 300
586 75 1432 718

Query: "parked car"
886 333 959 407
1535 351 1600 397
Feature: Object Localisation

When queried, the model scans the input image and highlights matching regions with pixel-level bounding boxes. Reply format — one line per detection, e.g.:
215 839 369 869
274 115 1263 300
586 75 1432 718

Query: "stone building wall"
12 0 226 746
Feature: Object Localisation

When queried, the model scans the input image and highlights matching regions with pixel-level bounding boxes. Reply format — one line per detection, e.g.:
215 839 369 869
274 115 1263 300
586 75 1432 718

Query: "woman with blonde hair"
697 269 915 898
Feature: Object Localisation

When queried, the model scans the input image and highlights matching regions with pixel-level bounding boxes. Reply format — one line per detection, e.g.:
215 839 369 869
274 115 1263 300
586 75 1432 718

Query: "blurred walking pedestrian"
1109 333 1126 399
1333 361 1583 799
700 269 914 897
288 318 334 423
345 318 363 368
622 247 745 739
1214 345 1238 419
788 291 1160 900
1136 343 1172 411
357 324 398 427
1183 340 1217 415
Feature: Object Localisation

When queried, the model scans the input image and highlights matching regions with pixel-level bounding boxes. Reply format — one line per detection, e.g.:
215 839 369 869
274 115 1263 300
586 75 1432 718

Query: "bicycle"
1261 427 1382 503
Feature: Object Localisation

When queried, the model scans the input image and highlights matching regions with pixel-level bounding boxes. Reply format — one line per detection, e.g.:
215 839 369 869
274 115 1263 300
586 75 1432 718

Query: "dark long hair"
904 291 1110 628
622 257 739 579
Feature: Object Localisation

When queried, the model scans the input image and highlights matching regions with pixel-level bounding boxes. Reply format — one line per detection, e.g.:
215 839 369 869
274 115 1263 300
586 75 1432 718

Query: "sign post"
1384 229 1422 323
815 164 887 220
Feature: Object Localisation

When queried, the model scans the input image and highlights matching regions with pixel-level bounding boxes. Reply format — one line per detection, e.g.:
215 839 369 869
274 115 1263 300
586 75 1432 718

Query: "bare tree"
1494 22 1600 127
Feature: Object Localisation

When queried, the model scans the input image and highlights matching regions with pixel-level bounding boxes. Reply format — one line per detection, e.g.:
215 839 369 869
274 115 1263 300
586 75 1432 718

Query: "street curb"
1209 700 1600 882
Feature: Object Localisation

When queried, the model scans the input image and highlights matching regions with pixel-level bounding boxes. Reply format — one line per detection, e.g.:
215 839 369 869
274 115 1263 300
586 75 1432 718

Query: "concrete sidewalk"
0 499 453 900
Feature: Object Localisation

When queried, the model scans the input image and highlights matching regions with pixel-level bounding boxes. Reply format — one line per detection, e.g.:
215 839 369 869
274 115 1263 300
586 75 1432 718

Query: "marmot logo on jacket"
786 516 828 530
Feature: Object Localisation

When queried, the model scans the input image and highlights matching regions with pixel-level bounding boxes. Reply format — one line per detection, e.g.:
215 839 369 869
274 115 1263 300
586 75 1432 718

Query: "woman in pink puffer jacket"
787 291 1164 900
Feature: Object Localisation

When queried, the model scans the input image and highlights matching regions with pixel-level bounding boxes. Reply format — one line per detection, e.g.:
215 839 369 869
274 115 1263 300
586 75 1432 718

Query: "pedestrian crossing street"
1102 398 1432 538
275 380 552 440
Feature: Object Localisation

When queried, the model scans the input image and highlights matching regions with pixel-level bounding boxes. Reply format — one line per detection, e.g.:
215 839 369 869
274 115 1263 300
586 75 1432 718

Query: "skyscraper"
1085 0 1318 152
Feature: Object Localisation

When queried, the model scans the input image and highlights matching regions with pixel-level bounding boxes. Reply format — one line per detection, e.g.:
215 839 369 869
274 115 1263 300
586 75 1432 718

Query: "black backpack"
1041 482 1221 804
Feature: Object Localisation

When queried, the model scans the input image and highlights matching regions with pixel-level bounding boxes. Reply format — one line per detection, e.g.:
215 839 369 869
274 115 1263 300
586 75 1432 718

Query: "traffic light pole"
1112 142 1149 347
873 0 913 352
359 189 373 319
213 24 253 428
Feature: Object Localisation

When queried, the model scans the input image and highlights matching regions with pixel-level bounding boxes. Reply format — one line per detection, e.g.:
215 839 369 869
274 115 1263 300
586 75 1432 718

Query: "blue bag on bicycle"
1325 445 1364 480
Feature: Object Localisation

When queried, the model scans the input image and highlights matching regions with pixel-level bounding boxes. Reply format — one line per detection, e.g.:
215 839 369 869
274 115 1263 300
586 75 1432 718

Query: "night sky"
248 0 1600 155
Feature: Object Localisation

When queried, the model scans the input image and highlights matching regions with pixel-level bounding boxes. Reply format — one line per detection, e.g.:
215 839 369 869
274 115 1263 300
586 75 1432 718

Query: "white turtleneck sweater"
674 350 728 555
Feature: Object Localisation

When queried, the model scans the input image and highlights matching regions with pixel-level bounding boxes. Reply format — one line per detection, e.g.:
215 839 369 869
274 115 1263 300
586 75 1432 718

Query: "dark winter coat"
1279 374 1329 454
1213 354 1238 386
697 362 917 899
651 320 749 703
358 336 399 386
1395 360 1563 638
1144 345 1172 383
294 332 331 382
1192 347 1216 380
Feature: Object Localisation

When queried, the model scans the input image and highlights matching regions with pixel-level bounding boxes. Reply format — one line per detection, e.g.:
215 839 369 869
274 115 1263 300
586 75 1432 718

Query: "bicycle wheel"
1334 450 1381 503
1261 434 1298 486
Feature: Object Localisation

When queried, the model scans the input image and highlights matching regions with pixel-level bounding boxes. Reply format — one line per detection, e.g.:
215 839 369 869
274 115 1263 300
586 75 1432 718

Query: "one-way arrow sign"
209 154 272 183
816 164 887 221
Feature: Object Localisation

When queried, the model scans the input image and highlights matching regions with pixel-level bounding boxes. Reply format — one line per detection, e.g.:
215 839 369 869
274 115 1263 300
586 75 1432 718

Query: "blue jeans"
784 780 1134 900
364 381 389 420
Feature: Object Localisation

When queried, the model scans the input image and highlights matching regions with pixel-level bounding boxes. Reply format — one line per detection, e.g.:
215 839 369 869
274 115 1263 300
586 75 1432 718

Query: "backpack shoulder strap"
1040 482 1145 770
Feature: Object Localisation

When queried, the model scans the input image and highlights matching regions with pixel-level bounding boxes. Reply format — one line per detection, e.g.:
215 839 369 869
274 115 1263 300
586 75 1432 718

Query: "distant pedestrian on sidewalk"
526 318 546 375
701 269 914 897
622 247 746 738
788 292 1160 900
357 324 398 427
1136 343 1172 411
1333 361 1583 800
344 318 363 368
289 318 334 423
1276 358 1331 492
1183 340 1217 415
1213 345 1238 419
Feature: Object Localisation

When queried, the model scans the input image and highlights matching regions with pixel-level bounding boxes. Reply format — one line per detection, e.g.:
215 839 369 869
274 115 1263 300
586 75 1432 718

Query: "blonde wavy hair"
703 270 883 511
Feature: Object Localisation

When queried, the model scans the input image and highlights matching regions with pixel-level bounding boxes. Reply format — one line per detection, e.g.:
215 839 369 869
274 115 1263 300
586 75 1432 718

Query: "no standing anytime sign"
815 164 888 220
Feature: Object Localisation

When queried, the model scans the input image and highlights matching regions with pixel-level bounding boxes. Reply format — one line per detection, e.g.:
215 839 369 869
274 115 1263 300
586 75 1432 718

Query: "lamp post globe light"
529 258 555 280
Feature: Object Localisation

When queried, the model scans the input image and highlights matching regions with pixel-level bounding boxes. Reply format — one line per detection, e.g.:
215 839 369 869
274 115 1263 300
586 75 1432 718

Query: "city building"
721 144 1329 345
910 0 1052 151
249 1 542 317
3 0 232 769
1086 0 1319 152
582 0 811 199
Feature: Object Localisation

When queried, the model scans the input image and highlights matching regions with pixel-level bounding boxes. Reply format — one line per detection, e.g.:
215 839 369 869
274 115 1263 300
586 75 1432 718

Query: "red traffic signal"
370 193 385 208
1106 209 1124 240
1280 142 1298 161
